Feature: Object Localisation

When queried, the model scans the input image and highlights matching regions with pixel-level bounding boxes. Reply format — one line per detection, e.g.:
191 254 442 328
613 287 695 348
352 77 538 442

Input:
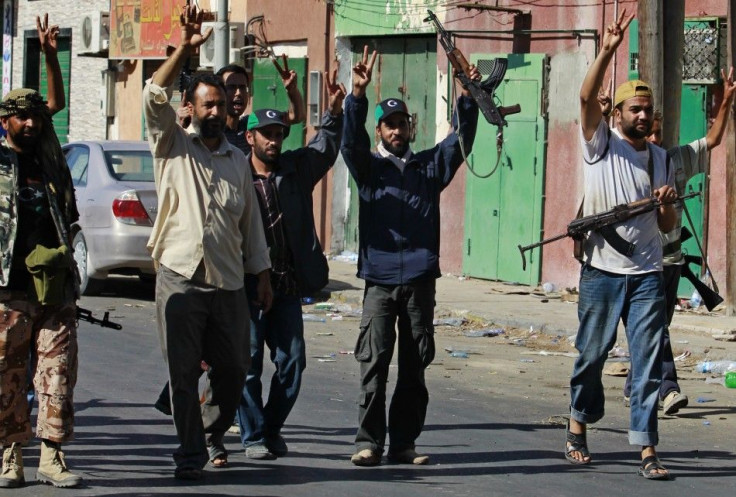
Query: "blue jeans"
570 265 665 447
623 264 681 399
237 279 306 446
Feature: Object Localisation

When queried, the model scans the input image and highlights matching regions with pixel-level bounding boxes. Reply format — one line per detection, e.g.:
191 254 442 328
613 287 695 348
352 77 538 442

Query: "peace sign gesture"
602 9 634 53
272 54 298 92
37 14 60 56
325 61 347 115
352 45 378 97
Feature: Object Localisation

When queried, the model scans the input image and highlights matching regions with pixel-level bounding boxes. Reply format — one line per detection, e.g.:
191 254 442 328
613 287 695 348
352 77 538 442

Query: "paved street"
12 262 736 496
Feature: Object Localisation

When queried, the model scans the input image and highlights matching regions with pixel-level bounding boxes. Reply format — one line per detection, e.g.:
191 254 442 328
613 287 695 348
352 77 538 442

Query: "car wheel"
72 231 105 295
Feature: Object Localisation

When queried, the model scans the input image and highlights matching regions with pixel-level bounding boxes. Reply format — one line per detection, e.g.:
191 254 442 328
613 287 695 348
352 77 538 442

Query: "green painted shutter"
40 37 71 144
251 57 307 152
463 53 547 285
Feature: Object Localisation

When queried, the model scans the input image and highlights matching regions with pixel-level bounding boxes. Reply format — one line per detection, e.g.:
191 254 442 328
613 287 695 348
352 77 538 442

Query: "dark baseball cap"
246 109 290 138
375 98 410 124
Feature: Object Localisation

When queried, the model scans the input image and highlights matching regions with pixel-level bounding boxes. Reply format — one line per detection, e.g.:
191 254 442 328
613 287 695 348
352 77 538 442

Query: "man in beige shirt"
142 5 271 480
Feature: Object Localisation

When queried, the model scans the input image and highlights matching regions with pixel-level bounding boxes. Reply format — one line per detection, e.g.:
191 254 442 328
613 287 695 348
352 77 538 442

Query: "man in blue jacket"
236 69 347 460
342 46 480 466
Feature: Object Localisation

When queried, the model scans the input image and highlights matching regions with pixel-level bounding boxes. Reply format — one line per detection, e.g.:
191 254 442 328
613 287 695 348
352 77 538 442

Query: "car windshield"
105 150 154 182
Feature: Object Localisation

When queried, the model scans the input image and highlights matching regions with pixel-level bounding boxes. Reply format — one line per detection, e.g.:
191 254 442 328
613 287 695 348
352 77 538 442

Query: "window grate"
682 20 721 84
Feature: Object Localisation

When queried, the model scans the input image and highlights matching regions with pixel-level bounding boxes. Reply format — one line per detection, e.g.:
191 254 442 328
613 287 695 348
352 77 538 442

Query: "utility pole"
727 1 736 315
661 1 685 150
638 0 663 113
214 0 230 72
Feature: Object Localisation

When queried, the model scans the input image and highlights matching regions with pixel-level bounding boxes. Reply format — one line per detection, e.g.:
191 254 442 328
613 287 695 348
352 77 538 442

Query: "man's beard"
254 144 280 166
12 133 39 149
620 119 651 140
191 115 223 139
381 137 408 157
8 127 40 150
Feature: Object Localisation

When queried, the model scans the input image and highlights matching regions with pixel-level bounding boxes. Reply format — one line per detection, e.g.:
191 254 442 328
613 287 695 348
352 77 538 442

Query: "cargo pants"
354 279 436 454
0 293 78 445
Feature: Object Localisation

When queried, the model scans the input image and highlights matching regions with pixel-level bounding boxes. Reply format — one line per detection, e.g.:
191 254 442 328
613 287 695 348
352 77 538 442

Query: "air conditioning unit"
199 22 245 68
79 11 110 54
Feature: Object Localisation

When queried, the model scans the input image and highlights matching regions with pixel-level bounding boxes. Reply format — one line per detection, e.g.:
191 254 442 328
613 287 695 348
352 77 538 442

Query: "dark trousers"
624 264 681 399
354 279 436 454
156 265 249 470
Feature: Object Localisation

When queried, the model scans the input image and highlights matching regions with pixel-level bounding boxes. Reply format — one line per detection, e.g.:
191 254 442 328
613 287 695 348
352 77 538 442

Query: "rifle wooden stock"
447 48 471 76
500 104 521 117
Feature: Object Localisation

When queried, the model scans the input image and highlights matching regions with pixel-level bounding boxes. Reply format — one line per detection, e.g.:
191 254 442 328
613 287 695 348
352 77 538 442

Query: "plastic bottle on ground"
690 289 702 308
696 360 736 374
302 313 326 323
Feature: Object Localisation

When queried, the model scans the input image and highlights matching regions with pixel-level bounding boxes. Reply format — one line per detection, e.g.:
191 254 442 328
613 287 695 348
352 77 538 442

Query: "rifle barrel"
518 232 569 270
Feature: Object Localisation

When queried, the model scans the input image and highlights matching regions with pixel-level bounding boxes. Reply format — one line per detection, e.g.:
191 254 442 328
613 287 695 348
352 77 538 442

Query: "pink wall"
437 0 730 292
437 2 608 283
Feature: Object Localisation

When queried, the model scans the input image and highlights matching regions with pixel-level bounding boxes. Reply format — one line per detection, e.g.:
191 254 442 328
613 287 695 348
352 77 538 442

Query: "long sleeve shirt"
143 82 270 290
341 94 478 284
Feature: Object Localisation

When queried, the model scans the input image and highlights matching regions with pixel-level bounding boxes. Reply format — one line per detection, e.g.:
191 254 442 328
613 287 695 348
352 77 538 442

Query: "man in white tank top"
565 10 676 481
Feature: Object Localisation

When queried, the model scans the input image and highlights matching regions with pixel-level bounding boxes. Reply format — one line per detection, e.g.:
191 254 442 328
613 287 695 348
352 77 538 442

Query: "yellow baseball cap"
613 79 652 108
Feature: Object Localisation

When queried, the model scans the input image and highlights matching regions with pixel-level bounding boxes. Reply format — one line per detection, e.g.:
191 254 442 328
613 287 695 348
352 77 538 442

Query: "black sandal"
207 442 228 468
565 420 591 465
638 455 670 480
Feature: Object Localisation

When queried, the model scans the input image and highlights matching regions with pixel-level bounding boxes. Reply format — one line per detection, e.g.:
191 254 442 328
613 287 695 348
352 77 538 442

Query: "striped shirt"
252 172 298 295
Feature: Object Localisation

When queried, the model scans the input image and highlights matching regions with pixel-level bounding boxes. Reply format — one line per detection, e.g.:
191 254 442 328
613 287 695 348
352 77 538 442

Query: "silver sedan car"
63 141 157 294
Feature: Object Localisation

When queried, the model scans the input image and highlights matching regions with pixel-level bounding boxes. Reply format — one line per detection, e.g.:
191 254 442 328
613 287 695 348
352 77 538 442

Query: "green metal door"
343 36 437 252
39 38 71 144
463 53 546 285
677 84 707 297
251 57 307 152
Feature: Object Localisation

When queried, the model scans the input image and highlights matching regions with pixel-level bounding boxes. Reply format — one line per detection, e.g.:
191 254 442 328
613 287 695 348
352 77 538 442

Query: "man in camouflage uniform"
0 15 83 489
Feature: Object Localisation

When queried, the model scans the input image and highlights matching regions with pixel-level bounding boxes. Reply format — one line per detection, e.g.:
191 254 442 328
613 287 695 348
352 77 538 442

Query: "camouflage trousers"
0 293 78 445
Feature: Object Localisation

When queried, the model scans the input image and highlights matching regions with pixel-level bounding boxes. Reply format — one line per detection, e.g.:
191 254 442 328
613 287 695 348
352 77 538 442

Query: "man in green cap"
0 14 84 489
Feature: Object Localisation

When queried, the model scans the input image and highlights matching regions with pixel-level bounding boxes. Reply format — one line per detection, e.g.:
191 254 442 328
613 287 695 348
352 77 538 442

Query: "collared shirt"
252 171 297 295
143 82 270 290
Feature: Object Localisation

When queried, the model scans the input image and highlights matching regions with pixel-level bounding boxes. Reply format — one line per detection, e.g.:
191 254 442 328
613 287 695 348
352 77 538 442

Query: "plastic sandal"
638 455 670 480
565 420 591 465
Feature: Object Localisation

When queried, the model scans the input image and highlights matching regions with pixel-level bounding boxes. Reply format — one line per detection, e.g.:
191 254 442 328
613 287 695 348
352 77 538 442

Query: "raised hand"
37 13 60 56
722 67 736 101
601 9 634 53
325 61 347 115
352 45 378 97
597 81 612 116
179 2 213 49
273 54 298 92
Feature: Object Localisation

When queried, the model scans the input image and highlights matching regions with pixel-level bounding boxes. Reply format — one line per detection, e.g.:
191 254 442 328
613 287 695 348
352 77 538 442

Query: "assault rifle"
679 226 723 311
680 255 723 311
425 10 521 127
77 307 122 330
517 192 700 270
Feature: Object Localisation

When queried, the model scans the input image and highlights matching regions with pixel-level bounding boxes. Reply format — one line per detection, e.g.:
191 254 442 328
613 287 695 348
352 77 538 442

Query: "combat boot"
36 440 82 488
0 443 24 488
